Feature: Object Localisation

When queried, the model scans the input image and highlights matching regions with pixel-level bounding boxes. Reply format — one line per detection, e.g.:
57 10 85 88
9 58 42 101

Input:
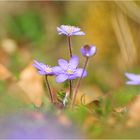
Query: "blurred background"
0 1 140 139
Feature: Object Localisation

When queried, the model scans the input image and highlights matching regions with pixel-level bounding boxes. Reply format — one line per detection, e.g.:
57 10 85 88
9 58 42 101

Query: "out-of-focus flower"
33 60 53 76
81 45 96 57
125 72 140 85
53 55 87 83
57 25 85 36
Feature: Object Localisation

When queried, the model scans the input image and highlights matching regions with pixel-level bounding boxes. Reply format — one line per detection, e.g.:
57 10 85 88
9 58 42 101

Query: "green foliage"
75 105 89 124
92 97 112 118
57 90 66 103
88 125 103 137
59 2 86 25
9 52 26 78
66 105 89 125
86 71 110 93
7 11 44 44
63 80 70 89
0 82 27 113
104 98 112 115
0 81 6 94
113 86 139 107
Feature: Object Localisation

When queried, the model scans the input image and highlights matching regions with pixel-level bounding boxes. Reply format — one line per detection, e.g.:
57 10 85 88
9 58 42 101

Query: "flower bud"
81 45 96 57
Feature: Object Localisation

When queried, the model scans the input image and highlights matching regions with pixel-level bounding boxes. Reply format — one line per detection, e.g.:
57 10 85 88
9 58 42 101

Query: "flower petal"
33 60 54 76
73 27 81 32
33 60 41 66
33 60 49 72
33 60 44 70
69 74 77 80
76 68 87 78
57 27 67 35
125 73 140 82
89 46 96 56
73 31 85 36
32 63 42 71
126 81 140 85
56 74 68 83
69 55 79 69
58 59 68 70
38 71 47 75
81 47 87 57
52 66 63 75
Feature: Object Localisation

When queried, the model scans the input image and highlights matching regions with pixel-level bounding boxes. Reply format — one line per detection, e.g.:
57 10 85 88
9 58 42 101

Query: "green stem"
72 57 89 107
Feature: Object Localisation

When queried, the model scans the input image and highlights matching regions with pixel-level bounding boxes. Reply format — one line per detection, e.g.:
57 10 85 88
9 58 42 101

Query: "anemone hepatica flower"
53 55 87 83
33 60 53 75
57 25 85 36
81 45 96 57
125 72 140 85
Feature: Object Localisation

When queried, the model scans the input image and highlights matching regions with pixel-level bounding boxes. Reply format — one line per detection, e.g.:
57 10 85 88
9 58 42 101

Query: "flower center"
45 67 52 73
67 27 74 34
67 69 73 74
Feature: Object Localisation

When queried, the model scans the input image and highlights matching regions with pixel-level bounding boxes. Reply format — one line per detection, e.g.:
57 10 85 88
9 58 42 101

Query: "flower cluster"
33 25 96 108
33 55 87 83
32 24 140 108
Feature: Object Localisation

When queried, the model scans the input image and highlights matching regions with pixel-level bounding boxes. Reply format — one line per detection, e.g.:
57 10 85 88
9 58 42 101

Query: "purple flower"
53 55 87 83
57 25 85 36
33 60 54 75
81 45 96 57
125 72 140 85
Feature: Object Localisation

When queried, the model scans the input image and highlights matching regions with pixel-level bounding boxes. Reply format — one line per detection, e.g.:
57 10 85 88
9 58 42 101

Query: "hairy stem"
72 57 89 107
67 36 72 57
45 75 54 103
67 36 73 99
69 80 72 99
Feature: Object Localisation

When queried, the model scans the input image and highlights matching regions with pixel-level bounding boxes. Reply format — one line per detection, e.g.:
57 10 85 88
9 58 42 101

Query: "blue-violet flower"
53 55 87 83
125 72 140 85
57 25 85 36
33 60 54 75
81 45 96 57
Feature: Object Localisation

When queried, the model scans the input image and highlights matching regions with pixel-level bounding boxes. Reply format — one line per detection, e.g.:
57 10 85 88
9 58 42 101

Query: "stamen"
45 67 52 73
67 69 73 74
67 27 74 34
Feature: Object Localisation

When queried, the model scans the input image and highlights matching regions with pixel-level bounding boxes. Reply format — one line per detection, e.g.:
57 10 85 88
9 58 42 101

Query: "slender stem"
67 36 73 99
69 80 72 99
71 57 89 107
45 75 54 103
67 36 72 57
